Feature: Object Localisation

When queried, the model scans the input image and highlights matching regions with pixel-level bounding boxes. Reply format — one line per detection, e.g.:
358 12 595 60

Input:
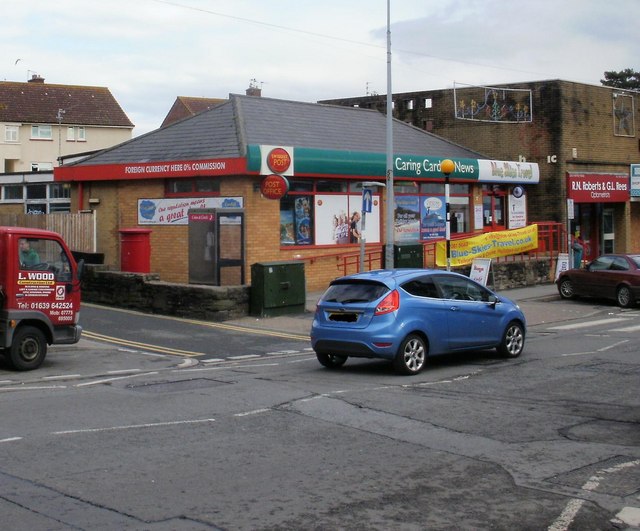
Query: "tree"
601 68 640 90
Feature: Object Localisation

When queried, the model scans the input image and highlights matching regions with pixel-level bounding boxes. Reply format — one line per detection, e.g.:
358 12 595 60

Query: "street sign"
362 189 372 213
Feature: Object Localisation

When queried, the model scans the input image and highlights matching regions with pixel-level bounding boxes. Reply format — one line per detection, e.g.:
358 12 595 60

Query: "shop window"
280 196 313 246
317 180 347 193
280 179 378 247
394 182 471 241
482 185 507 230
166 178 220 196
288 179 314 192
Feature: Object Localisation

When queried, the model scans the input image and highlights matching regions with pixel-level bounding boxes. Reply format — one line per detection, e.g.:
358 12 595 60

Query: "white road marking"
548 318 631 330
597 340 629 352
548 459 640 531
75 371 158 387
52 418 216 435
0 437 23 443
609 323 640 332
234 409 270 417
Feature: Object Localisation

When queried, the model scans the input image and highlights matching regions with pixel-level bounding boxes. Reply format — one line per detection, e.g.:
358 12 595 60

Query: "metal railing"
295 222 566 277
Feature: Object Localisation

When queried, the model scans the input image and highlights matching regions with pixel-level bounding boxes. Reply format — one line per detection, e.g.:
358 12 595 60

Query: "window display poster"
314 195 381 245
280 210 295 245
315 195 349 245
420 196 446 240
294 196 312 245
395 195 420 242
508 188 527 228
138 197 242 225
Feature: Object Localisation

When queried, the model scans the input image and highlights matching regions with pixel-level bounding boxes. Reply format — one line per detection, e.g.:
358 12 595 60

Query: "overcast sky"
3 0 638 136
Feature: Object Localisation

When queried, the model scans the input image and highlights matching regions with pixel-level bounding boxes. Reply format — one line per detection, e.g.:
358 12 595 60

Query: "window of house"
26 184 47 199
49 183 70 199
4 125 18 142
4 185 23 200
407 99 415 110
66 126 87 142
30 125 52 140
0 183 70 212
424 98 433 109
31 162 54 172
165 178 220 196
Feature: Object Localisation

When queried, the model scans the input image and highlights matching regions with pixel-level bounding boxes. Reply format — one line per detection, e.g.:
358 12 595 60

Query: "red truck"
0 227 83 370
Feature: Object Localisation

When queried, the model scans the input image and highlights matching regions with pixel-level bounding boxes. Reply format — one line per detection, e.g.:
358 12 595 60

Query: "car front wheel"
316 352 347 369
498 321 525 358
394 334 427 375
558 278 575 299
616 285 634 308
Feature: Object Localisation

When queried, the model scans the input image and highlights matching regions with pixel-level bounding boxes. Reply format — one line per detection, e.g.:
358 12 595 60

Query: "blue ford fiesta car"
310 269 526 375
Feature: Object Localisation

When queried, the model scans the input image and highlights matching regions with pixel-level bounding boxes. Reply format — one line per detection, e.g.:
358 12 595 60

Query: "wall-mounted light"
88 198 100 205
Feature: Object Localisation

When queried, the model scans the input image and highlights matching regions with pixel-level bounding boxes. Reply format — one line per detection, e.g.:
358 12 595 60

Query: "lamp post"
441 159 455 271
384 0 394 269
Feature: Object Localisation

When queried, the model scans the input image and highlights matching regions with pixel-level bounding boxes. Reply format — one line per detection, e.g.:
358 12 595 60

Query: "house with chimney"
0 74 133 213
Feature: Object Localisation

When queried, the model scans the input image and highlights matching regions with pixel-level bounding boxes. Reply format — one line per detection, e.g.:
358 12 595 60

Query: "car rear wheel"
558 278 575 299
394 334 427 375
7 326 47 371
498 321 525 358
616 285 634 308
316 352 347 369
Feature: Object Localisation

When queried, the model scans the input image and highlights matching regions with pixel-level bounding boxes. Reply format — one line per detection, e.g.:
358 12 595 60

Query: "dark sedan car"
556 254 640 308
311 269 526 375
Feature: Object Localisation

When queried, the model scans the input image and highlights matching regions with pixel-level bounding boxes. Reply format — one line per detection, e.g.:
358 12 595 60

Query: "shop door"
602 208 615 254
482 187 506 231
188 208 245 286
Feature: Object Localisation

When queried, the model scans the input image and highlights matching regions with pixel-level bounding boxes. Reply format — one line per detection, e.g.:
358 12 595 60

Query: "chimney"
246 78 262 97
28 74 45 83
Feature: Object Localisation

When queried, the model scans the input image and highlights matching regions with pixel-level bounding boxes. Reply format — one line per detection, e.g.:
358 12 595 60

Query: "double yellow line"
81 330 203 357
81 304 310 357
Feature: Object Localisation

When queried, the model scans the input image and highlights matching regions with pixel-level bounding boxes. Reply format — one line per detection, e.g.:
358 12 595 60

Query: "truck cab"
0 227 83 370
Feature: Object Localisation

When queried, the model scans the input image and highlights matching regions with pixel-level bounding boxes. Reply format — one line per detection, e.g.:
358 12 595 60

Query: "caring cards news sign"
566 173 629 203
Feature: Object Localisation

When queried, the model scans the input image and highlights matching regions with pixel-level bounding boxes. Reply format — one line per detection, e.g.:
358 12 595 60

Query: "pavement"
225 281 603 336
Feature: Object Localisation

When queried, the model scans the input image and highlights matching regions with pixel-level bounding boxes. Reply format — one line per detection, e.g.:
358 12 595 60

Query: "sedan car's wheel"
616 285 634 308
394 334 427 375
316 352 347 369
558 278 575 299
498 321 525 358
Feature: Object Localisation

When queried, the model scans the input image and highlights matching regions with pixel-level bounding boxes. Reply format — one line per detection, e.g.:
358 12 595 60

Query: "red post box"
119 228 152 273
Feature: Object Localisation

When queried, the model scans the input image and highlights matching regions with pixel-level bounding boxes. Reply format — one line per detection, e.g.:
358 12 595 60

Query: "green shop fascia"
247 145 540 247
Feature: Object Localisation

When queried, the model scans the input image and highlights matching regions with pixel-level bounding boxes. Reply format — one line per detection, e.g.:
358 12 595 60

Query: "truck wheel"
8 326 47 371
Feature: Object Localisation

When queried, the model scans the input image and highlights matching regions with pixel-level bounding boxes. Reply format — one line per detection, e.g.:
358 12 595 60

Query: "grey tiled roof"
69 94 485 166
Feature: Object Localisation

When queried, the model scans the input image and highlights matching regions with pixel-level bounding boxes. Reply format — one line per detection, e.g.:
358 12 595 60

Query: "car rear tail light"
375 290 399 315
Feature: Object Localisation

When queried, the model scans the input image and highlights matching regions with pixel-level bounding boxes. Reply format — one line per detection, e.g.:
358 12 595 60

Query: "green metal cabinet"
386 244 424 268
250 261 306 317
